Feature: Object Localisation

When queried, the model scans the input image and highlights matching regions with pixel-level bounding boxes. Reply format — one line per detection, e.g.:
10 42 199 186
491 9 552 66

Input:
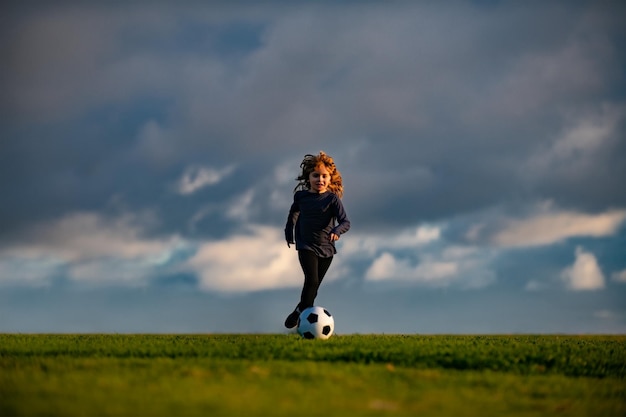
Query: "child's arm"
284 196 300 247
330 197 350 238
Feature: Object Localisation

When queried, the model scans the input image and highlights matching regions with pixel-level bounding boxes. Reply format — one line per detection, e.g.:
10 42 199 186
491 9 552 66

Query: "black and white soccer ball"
297 306 334 340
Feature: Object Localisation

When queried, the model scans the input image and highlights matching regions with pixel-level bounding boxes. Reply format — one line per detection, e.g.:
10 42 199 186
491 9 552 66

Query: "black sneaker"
284 308 301 329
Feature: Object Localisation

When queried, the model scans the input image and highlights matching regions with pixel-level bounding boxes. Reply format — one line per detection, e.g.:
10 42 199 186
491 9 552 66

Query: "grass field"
1 334 625 416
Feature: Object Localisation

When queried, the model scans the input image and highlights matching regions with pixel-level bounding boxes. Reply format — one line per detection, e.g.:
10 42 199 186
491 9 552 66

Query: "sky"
1 1 625 334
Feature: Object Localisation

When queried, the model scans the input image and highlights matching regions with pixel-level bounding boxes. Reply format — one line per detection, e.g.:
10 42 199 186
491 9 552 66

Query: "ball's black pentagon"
323 309 331 317
322 325 331 335
303 331 315 339
306 313 319 324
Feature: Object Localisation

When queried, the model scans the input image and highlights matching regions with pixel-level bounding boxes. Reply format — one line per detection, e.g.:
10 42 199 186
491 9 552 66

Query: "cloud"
135 120 183 168
365 252 458 284
342 225 442 258
8 211 173 260
3 6 188 123
3 2 625 235
593 310 618 320
342 223 498 289
176 165 235 195
491 207 626 248
612 269 626 283
363 244 496 289
185 225 300 292
0 255 65 287
0 211 188 286
560 246 605 291
524 280 545 292
523 104 626 183
467 35 610 124
226 189 256 222
545 106 622 161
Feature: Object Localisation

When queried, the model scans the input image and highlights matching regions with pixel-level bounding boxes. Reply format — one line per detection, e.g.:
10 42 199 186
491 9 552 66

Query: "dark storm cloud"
2 2 625 241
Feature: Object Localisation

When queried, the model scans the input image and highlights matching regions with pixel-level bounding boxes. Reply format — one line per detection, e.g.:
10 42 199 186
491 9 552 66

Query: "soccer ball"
297 306 334 340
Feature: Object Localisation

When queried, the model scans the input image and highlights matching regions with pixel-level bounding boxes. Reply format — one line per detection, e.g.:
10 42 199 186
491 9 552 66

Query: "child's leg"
317 255 333 285
298 250 333 309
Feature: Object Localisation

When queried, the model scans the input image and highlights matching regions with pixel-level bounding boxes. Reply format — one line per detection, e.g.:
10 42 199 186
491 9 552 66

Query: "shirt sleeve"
330 195 351 236
284 194 300 243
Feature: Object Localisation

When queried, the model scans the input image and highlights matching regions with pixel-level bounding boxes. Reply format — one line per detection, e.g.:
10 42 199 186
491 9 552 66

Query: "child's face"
308 164 331 193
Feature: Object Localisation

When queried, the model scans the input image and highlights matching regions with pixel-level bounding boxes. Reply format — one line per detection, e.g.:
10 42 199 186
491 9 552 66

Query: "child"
284 151 351 329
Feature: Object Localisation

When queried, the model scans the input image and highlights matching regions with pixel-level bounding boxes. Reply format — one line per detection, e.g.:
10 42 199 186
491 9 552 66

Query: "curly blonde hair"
294 151 344 198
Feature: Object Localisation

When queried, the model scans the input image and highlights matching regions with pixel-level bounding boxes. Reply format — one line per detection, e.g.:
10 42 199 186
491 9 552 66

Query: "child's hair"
294 151 344 198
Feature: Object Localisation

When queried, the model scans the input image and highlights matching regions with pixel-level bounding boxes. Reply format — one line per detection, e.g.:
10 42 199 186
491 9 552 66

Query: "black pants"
297 250 333 310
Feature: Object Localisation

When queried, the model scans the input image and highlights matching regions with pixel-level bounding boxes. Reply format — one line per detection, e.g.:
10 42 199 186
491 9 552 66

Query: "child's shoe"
284 307 301 329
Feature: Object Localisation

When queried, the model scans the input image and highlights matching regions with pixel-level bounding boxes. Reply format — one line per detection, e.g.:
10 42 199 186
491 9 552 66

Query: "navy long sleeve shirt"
285 190 351 258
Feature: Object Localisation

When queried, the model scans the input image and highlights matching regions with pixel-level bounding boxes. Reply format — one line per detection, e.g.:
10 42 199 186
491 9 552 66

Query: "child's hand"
330 233 339 242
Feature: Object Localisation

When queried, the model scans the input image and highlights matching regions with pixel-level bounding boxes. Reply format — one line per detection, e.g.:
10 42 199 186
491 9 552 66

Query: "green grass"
1 334 625 416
